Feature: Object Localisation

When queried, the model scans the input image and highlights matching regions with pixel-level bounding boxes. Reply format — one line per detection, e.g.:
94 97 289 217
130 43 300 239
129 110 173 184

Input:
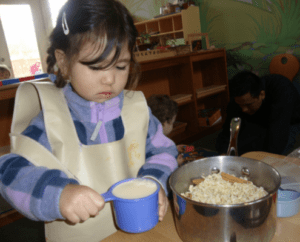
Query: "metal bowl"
169 156 281 242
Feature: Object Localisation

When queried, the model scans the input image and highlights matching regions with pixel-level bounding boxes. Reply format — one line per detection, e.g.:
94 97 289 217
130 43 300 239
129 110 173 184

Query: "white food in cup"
112 179 157 199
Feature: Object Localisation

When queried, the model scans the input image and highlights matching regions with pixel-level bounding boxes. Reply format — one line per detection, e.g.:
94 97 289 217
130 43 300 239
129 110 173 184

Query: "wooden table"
102 151 300 242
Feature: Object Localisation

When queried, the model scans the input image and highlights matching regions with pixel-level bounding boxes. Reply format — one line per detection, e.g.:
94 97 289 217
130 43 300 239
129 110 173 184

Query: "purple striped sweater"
0 83 178 221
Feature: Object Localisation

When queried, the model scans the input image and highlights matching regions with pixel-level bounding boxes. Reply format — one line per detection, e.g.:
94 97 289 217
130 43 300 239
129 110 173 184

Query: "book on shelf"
170 94 192 104
196 85 226 98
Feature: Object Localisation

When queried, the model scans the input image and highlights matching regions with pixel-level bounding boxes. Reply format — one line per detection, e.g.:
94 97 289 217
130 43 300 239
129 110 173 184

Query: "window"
48 0 68 28
0 0 67 80
0 4 42 78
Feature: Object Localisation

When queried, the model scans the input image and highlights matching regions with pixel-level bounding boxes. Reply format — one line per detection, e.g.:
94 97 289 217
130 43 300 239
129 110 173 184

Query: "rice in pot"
181 173 268 205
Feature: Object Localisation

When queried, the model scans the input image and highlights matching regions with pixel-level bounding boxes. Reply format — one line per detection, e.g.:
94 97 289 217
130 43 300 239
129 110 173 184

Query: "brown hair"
46 0 140 89
147 95 178 124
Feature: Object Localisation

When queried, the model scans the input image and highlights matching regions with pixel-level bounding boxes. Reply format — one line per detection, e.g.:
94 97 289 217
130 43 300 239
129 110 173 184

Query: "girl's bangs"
79 27 128 69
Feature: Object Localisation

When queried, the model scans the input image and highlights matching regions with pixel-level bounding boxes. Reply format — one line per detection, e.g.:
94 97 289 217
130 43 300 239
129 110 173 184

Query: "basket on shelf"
198 108 222 127
169 45 191 55
133 49 176 62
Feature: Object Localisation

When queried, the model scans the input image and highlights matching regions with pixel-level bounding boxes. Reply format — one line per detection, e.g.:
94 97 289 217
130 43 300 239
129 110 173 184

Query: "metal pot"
169 156 280 242
169 118 281 242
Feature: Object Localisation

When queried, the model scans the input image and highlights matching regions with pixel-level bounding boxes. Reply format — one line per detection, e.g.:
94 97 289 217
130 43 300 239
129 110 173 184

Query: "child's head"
147 95 178 136
46 0 140 102
0 65 11 80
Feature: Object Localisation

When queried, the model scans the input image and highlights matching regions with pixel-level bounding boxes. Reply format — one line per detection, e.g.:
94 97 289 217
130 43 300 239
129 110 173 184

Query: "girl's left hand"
158 187 169 221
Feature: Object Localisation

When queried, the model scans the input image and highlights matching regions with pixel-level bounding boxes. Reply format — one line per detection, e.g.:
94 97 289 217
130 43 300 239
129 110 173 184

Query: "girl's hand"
158 187 169 221
59 184 105 224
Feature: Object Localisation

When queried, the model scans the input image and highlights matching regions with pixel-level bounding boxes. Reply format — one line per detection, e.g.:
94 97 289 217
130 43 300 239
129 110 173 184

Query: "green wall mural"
122 0 300 81
194 0 300 80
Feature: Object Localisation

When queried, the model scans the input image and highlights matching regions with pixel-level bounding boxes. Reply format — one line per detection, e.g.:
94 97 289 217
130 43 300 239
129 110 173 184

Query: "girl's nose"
101 70 115 85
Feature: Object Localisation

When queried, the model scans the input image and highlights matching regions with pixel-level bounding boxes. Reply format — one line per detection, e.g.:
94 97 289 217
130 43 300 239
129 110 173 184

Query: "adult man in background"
216 70 300 155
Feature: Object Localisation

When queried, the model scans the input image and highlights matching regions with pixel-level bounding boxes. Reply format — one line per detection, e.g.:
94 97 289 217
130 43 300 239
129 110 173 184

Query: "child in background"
147 94 191 165
147 95 178 137
148 95 219 165
0 1 178 241
0 64 11 80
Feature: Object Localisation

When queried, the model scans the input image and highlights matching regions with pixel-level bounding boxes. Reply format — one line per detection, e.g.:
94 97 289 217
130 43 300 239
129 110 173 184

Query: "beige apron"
10 81 149 242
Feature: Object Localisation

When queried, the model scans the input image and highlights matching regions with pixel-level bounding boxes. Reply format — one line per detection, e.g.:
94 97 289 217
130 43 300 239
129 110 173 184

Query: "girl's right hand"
59 184 105 224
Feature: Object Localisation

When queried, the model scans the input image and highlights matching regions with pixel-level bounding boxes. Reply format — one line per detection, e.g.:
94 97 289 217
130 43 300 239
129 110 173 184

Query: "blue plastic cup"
101 178 160 233
277 188 300 217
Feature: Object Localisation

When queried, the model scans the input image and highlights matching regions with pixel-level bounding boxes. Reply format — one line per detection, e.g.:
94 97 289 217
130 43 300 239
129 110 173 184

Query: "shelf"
196 85 226 99
136 12 182 25
191 50 225 62
0 87 18 101
0 78 50 101
134 6 200 47
170 94 193 105
148 30 183 38
138 54 189 71
134 50 229 145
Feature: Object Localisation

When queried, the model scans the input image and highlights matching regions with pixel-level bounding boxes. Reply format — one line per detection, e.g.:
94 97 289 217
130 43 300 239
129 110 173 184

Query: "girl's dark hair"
46 0 140 88
229 71 263 98
147 95 178 124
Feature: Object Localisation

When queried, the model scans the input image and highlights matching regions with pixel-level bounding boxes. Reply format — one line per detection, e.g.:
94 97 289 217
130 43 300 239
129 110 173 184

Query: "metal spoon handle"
227 117 241 156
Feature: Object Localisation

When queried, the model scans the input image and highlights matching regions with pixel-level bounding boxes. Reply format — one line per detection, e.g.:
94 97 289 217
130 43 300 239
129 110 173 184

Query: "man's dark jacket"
216 74 300 155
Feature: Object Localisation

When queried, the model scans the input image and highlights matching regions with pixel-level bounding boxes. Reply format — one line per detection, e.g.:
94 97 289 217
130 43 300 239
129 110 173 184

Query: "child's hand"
176 144 186 153
59 184 105 224
176 144 195 153
158 187 169 221
177 153 185 166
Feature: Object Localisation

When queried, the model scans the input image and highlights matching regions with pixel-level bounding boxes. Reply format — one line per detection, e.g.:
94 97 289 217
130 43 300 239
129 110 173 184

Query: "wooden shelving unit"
196 84 227 99
135 48 229 144
169 121 188 138
134 6 201 46
133 7 228 143
170 93 193 106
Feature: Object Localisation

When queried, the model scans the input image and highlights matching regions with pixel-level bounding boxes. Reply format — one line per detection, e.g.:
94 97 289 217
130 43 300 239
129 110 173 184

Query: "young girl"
0 1 178 241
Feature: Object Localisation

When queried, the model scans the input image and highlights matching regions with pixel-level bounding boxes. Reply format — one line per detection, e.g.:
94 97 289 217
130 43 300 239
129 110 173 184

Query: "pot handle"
227 117 241 156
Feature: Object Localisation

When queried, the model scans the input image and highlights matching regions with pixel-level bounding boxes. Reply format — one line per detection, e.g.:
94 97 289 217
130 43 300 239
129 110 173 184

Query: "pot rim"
171 188 277 208
169 156 281 208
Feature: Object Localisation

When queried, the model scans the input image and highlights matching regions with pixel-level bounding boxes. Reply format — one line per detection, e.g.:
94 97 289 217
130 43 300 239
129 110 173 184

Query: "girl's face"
67 42 131 103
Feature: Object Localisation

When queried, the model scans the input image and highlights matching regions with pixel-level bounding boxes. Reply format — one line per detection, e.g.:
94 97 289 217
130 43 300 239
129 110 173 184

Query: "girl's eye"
116 66 127 70
89 66 102 71
88 65 128 71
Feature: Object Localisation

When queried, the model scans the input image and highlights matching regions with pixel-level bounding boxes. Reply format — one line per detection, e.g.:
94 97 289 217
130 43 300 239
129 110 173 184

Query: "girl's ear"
55 49 68 77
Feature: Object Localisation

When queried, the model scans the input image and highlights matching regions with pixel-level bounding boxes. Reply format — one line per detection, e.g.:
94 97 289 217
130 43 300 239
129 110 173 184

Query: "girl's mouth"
99 92 112 95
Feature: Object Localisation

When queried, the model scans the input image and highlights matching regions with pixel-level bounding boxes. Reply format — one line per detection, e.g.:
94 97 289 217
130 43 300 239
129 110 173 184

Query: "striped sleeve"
0 112 79 221
138 108 178 194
